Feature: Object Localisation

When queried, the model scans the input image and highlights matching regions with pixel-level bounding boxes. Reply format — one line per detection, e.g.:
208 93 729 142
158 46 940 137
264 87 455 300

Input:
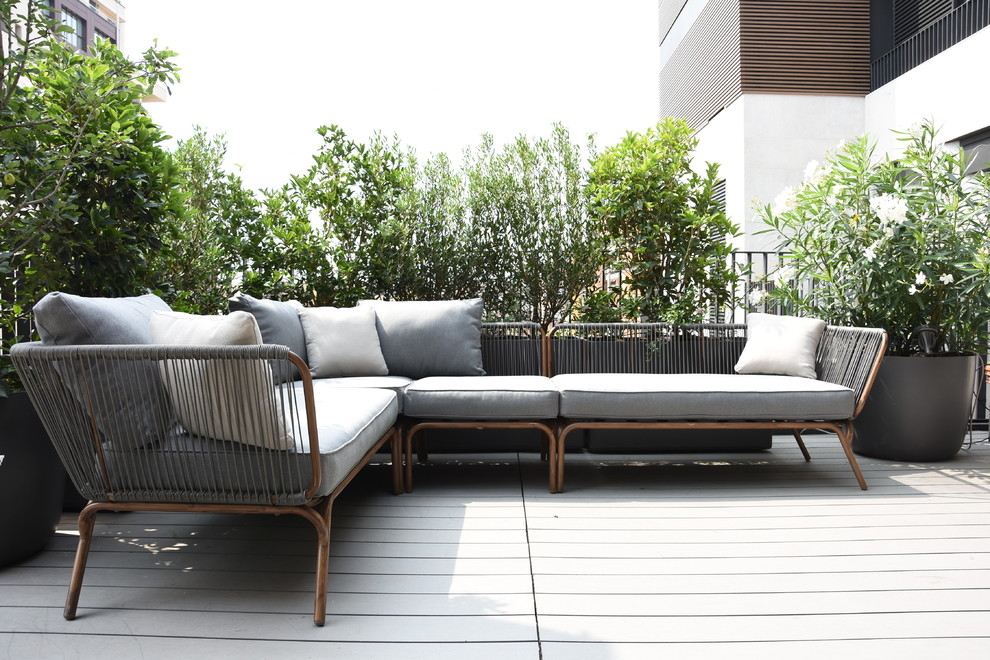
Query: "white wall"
691 98 747 244
866 26 990 157
694 94 865 251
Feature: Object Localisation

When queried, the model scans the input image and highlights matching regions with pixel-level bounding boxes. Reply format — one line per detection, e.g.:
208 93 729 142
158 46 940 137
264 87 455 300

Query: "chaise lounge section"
549 321 887 492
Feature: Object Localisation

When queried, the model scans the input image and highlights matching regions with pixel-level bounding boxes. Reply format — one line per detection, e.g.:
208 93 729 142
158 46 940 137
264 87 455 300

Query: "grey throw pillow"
228 292 309 379
34 291 170 345
358 299 485 379
32 291 174 449
735 313 827 379
297 306 389 378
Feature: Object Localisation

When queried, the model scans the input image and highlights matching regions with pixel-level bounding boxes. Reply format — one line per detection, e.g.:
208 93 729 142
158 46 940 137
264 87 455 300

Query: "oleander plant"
759 119 990 356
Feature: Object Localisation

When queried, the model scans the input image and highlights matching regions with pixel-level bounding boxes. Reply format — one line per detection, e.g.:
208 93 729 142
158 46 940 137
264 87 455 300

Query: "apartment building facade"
659 0 990 249
6 0 125 52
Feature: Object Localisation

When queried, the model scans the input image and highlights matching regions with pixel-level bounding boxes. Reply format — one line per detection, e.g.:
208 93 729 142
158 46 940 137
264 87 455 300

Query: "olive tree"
466 125 605 329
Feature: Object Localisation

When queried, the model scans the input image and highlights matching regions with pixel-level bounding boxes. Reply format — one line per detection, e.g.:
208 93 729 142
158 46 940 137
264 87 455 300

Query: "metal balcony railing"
872 0 990 90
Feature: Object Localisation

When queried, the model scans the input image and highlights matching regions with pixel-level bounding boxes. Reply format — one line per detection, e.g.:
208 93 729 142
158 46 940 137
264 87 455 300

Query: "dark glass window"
61 8 85 51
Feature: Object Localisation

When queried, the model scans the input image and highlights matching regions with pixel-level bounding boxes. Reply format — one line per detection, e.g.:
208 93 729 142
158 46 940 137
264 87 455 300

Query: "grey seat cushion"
302 376 413 413
103 387 398 505
552 373 855 421
303 387 398 495
404 376 559 420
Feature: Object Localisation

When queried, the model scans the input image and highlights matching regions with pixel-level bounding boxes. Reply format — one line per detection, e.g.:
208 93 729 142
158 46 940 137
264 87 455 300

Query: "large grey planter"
853 353 979 462
0 391 66 566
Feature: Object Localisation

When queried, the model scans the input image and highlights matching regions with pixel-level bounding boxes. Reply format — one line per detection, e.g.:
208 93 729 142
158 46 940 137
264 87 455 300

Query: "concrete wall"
693 94 865 251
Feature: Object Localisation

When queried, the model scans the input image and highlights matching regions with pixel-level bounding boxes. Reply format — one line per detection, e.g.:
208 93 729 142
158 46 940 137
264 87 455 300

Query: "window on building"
94 28 114 45
61 8 85 51
961 127 990 175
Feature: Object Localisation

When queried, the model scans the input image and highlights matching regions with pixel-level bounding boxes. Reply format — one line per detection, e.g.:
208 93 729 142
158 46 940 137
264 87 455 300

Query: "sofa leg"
403 431 414 493
64 504 99 620
308 504 332 627
555 424 574 493
837 425 869 490
391 428 404 495
792 430 812 461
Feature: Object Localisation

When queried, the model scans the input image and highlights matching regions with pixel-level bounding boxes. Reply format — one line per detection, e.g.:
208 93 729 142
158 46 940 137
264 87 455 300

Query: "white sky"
124 1 661 192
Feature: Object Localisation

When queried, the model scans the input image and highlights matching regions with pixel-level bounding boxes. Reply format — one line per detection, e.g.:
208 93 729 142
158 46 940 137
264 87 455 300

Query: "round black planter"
853 353 980 462
0 391 66 566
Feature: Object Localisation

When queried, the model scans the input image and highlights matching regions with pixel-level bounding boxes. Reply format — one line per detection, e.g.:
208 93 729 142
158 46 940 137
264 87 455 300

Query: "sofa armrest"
11 342 321 506
816 326 888 417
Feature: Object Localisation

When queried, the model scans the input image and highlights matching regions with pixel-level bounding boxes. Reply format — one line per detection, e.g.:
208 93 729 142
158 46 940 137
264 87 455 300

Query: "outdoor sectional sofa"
12 291 887 626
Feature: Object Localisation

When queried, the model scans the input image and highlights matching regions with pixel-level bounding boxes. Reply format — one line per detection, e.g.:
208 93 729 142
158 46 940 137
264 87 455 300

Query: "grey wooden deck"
3 434 990 659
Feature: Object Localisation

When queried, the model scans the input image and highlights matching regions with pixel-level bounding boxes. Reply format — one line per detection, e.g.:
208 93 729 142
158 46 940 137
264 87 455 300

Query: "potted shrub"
759 120 990 461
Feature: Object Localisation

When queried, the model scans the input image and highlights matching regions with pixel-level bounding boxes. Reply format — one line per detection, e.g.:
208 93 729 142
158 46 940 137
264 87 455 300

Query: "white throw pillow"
297 305 389 378
149 310 294 449
734 313 827 380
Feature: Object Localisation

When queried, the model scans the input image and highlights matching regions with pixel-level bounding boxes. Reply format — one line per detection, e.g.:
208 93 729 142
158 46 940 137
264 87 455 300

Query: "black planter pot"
0 391 66 566
853 353 980 462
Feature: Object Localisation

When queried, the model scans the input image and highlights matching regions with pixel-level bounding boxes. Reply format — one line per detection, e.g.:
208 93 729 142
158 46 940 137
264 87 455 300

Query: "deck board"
2 435 989 658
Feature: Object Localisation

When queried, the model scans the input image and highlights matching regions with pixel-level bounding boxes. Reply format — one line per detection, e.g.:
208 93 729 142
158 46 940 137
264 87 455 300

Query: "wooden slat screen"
659 0 741 130
739 0 871 95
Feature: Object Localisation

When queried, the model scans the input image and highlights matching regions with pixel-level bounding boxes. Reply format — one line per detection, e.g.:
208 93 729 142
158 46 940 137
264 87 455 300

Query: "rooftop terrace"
3 434 990 659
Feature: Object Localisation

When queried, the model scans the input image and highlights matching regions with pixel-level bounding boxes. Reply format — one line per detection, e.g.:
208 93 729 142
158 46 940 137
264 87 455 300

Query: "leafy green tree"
587 118 740 323
151 127 261 313
245 125 416 306
237 183 339 305
1 0 180 393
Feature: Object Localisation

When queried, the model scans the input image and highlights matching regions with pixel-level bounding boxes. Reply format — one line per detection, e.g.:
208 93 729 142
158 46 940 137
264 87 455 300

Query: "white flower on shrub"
774 265 796 284
940 273 954 285
864 245 877 262
908 284 918 295
869 193 909 225
772 187 798 215
803 160 827 183
748 289 766 307
915 271 927 286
